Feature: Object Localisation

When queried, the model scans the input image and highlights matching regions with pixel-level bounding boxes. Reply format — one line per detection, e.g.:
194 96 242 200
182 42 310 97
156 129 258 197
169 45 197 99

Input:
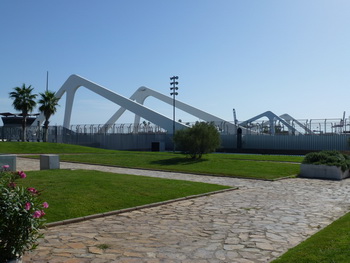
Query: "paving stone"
64 259 87 263
214 250 226 260
88 247 104 255
67 242 86 249
256 242 274 251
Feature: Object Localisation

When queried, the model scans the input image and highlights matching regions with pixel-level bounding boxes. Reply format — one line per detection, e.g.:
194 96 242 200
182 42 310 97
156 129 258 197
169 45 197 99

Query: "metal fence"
0 126 61 143
0 124 172 151
69 123 168 135
238 134 350 153
241 118 349 135
1 123 350 153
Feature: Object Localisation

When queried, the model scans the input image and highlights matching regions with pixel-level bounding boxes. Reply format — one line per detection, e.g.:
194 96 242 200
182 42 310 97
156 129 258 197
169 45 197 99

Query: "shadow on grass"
150 157 207 166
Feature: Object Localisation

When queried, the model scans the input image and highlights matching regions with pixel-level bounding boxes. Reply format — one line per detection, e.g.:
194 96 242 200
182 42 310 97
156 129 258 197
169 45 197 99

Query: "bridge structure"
2 74 346 152
31 74 344 136
32 74 237 134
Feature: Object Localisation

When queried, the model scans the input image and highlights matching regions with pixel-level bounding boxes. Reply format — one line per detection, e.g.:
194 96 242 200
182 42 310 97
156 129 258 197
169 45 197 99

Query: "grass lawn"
0 141 116 154
19 169 231 223
272 212 350 263
58 152 301 180
1 142 302 180
0 141 303 161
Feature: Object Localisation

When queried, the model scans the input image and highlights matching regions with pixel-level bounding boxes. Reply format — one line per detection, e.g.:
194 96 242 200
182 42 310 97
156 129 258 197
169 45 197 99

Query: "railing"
1 119 350 153
0 126 61 143
1 118 349 142
69 123 168 135
239 118 350 135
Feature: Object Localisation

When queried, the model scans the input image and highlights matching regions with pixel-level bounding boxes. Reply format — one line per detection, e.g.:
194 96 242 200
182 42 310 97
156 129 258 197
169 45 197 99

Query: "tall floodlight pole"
170 76 179 152
46 71 49 92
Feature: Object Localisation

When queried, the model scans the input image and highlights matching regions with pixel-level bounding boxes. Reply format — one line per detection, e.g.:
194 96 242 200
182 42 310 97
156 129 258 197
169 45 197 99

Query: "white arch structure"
33 74 236 133
103 86 236 133
279 113 314 135
239 111 311 135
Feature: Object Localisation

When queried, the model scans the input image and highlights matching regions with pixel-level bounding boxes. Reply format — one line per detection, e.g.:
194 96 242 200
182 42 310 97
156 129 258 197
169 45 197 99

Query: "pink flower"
33 210 46 218
27 187 38 194
33 210 42 218
2 165 9 170
18 171 27 178
25 202 31 210
42 202 49 209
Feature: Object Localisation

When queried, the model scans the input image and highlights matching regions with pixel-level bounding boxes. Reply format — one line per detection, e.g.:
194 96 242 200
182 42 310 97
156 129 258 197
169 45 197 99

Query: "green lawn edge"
56 153 301 180
3 141 302 180
272 212 350 263
1 141 303 162
0 141 117 154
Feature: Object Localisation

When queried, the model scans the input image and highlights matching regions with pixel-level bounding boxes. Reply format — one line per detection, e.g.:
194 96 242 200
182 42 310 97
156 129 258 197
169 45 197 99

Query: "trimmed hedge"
302 150 350 172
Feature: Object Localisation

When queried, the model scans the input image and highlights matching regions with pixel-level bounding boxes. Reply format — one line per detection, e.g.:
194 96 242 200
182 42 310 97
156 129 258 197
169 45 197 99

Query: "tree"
9 84 37 141
38 90 59 142
173 121 221 159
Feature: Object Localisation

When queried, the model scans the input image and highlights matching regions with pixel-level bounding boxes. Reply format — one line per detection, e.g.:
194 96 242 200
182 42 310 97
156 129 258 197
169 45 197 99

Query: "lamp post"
170 76 179 152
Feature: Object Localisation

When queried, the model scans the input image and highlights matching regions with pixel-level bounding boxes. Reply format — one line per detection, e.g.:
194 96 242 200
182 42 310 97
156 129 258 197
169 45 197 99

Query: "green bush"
173 122 221 159
302 150 350 172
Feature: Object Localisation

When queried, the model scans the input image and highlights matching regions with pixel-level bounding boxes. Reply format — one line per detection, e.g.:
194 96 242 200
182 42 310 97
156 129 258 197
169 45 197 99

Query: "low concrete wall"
0 154 16 171
40 154 60 170
300 164 349 180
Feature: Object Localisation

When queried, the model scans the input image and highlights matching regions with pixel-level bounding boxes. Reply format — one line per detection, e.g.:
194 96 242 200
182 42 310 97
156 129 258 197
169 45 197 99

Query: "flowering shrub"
0 165 48 262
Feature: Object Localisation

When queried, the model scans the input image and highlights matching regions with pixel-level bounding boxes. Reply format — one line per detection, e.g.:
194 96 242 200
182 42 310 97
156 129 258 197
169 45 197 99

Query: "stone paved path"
19 157 350 263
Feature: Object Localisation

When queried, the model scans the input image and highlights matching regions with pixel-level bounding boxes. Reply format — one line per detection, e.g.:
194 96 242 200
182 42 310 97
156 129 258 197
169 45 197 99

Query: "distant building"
0 112 38 127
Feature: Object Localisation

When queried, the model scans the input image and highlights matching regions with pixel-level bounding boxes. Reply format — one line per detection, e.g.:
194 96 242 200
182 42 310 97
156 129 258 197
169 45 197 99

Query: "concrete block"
40 154 60 170
0 154 17 171
300 164 349 180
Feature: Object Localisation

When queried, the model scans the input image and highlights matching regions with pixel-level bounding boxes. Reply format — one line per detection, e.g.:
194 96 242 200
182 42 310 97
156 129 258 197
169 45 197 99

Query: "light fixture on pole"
170 76 179 152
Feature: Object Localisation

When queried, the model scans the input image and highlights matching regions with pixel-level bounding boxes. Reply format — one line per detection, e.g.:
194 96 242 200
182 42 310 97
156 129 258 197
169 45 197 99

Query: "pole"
173 91 175 139
170 76 179 153
46 71 49 92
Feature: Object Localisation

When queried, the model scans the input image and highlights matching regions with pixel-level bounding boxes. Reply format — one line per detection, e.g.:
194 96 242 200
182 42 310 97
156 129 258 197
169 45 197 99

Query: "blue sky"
1 0 350 126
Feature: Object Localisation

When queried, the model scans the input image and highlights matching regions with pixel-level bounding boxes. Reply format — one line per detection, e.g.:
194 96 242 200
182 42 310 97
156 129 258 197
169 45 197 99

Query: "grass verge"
19 169 231 223
1 141 303 161
272 212 350 263
0 141 116 154
58 152 301 180
1 142 301 180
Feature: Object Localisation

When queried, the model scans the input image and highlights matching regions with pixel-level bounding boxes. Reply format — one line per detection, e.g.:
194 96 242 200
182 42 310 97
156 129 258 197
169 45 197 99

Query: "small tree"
173 121 221 159
38 90 59 142
9 84 37 142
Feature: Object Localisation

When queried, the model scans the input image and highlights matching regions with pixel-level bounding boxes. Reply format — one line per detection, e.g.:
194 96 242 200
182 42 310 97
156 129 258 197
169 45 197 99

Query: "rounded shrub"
173 121 221 159
302 150 350 172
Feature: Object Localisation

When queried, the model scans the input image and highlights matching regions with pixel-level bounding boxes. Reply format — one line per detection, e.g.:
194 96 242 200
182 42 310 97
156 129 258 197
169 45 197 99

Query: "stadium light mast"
46 71 49 92
170 76 179 152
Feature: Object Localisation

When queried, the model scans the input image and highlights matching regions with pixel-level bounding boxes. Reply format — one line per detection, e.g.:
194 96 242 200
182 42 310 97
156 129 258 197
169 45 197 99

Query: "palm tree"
9 84 37 141
38 90 59 142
